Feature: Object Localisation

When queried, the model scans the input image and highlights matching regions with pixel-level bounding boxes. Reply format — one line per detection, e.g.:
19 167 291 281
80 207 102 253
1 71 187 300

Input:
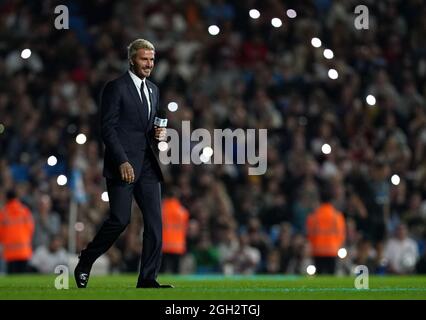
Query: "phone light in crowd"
167 102 178 112
21 48 31 59
57 175 67 186
366 94 376 106
47 155 57 166
200 153 210 163
158 141 169 152
311 37 322 48
208 25 220 36
76 133 87 145
307 265 316 275
0 123 4 134
202 146 213 158
338 248 348 259
201 146 214 163
101 191 109 202
328 69 339 80
286 9 297 18
391 174 400 186
323 48 334 59
321 143 332 155
74 222 85 232
249 9 260 19
271 18 282 28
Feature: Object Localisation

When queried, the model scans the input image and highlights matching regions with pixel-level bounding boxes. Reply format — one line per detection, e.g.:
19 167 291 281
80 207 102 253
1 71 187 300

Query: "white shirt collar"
128 69 145 89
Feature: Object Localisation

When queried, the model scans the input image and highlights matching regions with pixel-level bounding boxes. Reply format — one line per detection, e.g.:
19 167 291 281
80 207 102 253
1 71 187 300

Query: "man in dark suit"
74 39 172 288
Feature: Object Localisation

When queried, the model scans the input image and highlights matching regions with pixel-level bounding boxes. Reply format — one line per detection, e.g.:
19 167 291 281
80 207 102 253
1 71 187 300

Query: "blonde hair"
127 39 155 60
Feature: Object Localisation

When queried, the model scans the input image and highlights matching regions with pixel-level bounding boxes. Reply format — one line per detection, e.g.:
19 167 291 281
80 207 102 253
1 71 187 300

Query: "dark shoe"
74 263 91 288
136 280 174 288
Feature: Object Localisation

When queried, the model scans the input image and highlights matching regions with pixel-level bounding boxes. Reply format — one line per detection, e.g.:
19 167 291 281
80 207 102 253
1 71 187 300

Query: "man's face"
131 49 155 78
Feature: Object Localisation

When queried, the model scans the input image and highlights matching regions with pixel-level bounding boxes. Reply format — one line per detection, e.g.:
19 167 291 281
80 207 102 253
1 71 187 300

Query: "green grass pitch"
0 274 425 300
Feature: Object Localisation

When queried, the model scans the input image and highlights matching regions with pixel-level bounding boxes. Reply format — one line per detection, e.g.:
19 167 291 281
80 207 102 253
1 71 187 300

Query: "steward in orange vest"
0 191 35 273
160 193 189 274
306 184 346 274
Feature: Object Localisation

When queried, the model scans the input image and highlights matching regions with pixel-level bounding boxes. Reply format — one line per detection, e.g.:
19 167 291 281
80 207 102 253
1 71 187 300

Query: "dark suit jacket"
100 72 163 181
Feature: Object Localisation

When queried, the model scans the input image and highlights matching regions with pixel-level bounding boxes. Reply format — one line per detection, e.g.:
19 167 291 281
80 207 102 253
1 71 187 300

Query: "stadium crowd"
0 0 425 275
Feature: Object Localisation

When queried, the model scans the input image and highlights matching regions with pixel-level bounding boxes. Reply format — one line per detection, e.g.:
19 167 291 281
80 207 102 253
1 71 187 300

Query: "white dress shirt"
128 69 151 119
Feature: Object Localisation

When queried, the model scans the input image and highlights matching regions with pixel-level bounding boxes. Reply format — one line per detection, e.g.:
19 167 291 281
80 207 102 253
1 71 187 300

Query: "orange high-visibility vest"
306 203 346 257
162 198 189 255
0 199 34 262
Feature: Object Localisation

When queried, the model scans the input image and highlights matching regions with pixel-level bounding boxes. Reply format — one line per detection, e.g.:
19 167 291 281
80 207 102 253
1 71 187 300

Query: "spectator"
351 238 378 274
245 217 272 272
32 194 61 249
383 223 419 274
287 235 314 275
222 233 261 275
160 188 190 274
0 190 34 273
29 236 68 274
306 182 346 274
192 233 220 274
265 249 281 274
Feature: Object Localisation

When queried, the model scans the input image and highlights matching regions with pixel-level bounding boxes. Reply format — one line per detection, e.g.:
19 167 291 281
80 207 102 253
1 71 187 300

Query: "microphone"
154 108 168 128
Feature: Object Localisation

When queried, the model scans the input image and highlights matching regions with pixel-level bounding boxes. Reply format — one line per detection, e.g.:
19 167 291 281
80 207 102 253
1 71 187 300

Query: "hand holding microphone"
154 109 167 141
154 127 167 141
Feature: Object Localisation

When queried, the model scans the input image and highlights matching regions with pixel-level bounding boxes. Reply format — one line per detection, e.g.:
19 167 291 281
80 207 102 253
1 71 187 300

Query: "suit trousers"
80 151 162 282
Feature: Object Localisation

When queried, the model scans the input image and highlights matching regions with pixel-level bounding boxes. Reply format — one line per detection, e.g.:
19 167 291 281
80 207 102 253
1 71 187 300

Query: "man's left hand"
154 127 167 141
